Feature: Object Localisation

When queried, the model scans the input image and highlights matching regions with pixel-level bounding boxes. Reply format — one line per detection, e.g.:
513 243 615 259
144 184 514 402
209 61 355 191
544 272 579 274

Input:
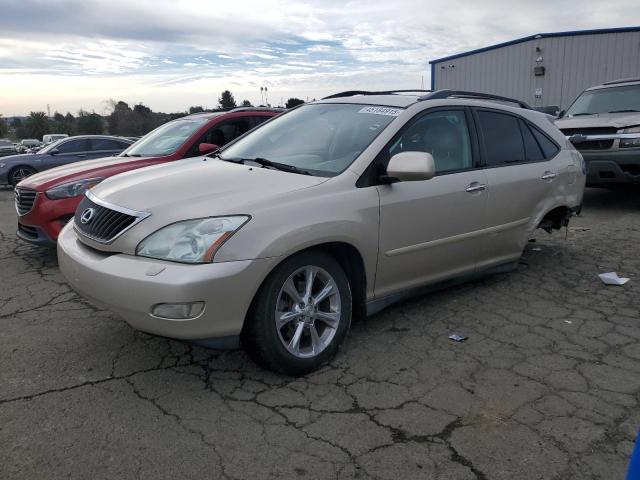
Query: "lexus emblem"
80 208 95 224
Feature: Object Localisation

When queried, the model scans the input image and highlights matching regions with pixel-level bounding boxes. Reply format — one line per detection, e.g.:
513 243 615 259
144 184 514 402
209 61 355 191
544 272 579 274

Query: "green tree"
25 112 50 139
218 90 237 109
189 106 205 114
12 117 28 139
285 98 304 109
0 115 8 138
76 110 104 135
241 100 252 107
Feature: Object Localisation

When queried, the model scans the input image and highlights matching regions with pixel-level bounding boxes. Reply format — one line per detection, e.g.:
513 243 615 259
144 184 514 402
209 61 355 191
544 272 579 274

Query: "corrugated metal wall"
432 31 640 109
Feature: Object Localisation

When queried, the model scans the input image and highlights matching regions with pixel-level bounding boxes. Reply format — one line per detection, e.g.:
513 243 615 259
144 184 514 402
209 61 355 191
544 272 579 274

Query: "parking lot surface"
1 187 639 479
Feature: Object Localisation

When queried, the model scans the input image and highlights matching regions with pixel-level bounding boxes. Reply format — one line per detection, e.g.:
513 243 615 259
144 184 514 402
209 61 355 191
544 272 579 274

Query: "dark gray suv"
0 135 133 186
556 78 640 187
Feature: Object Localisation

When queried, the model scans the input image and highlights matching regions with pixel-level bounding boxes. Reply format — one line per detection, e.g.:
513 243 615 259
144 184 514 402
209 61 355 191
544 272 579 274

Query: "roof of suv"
185 107 285 120
318 89 533 110
586 78 640 91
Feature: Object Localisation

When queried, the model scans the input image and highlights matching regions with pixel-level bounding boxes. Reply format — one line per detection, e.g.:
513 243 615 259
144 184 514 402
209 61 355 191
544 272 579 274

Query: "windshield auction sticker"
358 106 403 116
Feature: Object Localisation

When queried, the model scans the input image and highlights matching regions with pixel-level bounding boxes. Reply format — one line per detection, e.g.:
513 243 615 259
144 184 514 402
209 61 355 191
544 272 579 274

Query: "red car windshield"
122 117 209 157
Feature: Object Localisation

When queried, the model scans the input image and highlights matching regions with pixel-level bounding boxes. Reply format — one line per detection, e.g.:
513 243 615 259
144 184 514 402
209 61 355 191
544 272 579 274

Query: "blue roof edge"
429 26 640 64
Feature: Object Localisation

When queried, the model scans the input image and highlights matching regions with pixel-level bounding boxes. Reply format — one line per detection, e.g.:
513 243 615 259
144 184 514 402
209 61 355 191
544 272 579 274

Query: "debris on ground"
449 334 467 342
530 247 542 252
598 272 630 286
564 320 573 324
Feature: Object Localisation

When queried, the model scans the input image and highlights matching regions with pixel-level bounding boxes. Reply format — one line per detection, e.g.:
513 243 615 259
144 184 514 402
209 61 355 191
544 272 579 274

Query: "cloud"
1 0 640 114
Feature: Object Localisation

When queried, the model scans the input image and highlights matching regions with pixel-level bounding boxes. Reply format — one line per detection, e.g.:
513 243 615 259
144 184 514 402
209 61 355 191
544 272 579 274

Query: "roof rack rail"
227 106 286 113
322 90 432 100
419 90 532 109
602 77 640 85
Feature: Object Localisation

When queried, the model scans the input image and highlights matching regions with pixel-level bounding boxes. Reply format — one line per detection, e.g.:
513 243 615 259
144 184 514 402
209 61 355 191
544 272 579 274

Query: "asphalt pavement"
1 186 639 479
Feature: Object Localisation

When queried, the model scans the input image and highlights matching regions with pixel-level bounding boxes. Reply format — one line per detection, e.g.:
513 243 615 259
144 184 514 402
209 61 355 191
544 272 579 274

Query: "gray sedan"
0 135 134 186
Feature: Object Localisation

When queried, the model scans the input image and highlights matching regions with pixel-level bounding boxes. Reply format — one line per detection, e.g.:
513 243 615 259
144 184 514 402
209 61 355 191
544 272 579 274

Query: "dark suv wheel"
242 251 352 376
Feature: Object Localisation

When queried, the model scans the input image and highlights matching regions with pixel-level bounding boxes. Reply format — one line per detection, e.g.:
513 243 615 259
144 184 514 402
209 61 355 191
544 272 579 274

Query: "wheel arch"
243 241 368 333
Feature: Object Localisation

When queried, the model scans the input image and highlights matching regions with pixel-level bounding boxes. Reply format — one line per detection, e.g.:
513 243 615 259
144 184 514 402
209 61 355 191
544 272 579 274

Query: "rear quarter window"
531 126 560 159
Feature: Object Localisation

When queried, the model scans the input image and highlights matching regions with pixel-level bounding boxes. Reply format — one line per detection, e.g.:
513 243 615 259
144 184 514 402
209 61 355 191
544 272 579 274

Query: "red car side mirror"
199 143 219 155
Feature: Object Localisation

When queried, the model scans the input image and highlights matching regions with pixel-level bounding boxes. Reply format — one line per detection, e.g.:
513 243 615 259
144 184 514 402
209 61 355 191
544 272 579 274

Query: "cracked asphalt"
1 187 639 480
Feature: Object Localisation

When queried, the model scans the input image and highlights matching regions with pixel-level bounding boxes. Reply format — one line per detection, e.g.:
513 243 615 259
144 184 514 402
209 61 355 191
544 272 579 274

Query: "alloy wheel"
275 265 341 358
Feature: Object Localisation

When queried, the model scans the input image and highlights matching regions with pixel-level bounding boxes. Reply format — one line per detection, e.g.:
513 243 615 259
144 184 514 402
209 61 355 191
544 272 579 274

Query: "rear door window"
477 111 525 166
90 138 128 151
56 139 90 154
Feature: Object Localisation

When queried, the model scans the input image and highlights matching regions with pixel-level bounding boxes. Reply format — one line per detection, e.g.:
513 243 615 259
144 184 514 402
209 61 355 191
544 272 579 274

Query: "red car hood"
19 155 170 191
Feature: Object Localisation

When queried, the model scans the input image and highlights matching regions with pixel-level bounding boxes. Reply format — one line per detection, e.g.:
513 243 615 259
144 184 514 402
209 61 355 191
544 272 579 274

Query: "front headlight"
136 216 250 264
620 126 640 148
45 177 104 200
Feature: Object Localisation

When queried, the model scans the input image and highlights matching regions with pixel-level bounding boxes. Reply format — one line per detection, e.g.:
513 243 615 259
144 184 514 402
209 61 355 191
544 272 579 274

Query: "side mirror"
558 109 566 118
199 143 219 155
384 151 435 183
49 148 59 155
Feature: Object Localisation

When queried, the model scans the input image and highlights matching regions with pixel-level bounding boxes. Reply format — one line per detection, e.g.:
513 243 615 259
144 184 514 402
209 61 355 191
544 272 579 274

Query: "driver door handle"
466 183 487 193
541 171 557 180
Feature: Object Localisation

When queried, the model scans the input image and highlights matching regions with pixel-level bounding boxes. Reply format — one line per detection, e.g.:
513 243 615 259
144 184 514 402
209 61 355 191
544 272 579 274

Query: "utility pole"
47 104 51 117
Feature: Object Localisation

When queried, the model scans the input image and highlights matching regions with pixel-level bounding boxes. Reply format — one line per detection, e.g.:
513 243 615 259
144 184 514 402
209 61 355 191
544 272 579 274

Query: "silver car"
58 90 586 375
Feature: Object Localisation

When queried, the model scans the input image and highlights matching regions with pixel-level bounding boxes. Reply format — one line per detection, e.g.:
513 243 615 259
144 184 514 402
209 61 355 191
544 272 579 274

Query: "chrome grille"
14 187 37 215
74 194 147 244
560 127 618 151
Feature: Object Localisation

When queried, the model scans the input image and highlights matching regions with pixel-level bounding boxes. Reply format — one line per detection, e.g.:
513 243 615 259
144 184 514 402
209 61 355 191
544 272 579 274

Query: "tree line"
0 90 306 141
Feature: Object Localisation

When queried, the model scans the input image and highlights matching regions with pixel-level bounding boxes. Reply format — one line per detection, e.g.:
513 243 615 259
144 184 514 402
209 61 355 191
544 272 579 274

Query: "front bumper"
57 224 278 340
16 222 56 247
581 149 640 185
17 193 81 245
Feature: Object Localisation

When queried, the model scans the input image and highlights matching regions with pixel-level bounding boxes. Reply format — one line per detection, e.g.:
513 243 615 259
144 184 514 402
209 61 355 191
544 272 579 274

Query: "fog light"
151 302 205 320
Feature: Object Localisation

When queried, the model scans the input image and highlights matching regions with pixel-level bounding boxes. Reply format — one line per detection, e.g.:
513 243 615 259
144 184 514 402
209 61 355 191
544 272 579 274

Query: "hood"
0 153 40 165
555 112 640 130
19 155 164 191
91 157 328 220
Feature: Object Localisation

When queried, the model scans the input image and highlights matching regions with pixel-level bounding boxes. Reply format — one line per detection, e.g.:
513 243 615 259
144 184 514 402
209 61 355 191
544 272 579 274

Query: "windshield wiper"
228 157 313 175
571 112 596 116
608 109 639 113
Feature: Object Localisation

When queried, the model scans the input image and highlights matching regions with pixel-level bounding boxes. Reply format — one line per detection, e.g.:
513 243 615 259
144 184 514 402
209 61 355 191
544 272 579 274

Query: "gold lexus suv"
58 90 586 375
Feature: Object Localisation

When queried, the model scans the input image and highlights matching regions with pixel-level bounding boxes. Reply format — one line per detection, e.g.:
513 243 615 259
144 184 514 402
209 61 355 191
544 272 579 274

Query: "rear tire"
242 251 352 376
9 166 36 186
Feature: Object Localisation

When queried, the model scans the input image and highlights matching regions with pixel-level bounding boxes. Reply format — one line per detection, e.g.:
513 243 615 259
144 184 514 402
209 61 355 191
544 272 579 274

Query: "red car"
15 108 281 246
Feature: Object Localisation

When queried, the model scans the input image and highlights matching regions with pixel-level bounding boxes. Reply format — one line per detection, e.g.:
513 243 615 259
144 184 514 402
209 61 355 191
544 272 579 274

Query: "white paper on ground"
598 272 630 286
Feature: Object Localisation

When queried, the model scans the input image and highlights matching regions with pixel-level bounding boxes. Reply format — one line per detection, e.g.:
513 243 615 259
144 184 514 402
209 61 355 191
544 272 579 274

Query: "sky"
1 0 639 116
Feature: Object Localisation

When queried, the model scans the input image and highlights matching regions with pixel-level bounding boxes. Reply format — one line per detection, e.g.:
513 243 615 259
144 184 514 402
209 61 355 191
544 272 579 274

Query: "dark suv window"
519 120 545 162
56 139 90 154
388 110 473 173
251 116 270 128
90 138 129 151
186 119 253 158
531 126 560 159
477 111 525 166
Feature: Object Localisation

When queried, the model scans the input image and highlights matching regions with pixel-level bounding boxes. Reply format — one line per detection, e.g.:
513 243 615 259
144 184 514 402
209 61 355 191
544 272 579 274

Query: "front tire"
242 251 352 376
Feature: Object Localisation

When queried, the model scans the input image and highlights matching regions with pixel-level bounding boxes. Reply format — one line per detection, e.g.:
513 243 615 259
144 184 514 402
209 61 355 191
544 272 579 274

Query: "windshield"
220 103 401 175
122 118 208 157
566 84 640 116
